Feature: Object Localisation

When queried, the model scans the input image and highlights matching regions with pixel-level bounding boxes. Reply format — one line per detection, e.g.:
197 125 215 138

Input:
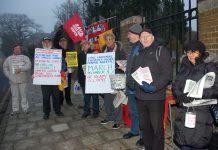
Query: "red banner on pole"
87 22 108 51
64 12 85 43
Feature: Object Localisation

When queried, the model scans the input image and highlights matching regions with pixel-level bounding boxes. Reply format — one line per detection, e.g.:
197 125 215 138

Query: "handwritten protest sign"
66 51 78 67
85 52 115 93
33 48 62 85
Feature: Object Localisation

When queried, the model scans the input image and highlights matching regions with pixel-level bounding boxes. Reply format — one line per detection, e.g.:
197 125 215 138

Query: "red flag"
64 12 85 43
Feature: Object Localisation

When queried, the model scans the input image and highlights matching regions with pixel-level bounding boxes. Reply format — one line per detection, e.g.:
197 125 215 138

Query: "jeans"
181 146 208 150
104 93 122 124
81 87 99 114
83 94 99 114
127 94 139 135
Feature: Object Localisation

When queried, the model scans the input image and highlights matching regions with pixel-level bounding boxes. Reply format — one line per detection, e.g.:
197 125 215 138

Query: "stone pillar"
198 0 218 53
120 16 142 53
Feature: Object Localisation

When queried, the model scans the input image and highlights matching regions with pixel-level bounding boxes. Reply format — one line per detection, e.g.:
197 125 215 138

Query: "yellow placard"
66 51 78 67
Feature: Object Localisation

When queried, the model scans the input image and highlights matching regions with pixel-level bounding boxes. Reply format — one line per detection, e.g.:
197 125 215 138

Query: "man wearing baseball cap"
40 37 64 119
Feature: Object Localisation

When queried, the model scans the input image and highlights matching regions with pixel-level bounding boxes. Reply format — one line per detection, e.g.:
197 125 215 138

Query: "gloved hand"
140 81 156 93
176 94 194 103
202 89 213 99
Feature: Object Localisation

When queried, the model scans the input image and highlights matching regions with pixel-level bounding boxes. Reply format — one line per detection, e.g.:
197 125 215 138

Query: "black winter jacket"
131 38 173 100
77 49 93 88
102 41 127 74
173 56 218 148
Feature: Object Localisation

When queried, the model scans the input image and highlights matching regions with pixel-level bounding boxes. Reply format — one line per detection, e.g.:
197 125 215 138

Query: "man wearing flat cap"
124 24 144 146
130 28 173 150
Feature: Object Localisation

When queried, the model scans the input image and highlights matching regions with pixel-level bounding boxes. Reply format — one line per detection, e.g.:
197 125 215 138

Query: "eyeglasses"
186 51 200 55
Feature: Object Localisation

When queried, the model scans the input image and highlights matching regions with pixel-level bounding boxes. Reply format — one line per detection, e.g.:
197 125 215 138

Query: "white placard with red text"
33 48 62 85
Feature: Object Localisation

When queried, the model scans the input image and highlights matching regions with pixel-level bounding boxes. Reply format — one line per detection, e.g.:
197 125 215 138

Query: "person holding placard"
53 26 74 106
40 37 64 120
173 40 218 150
131 28 173 150
78 40 100 118
3 44 31 116
100 32 127 129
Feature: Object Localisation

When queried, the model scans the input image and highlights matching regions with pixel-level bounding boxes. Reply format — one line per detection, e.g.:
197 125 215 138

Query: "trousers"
10 83 29 112
41 85 61 115
104 93 122 124
136 99 165 150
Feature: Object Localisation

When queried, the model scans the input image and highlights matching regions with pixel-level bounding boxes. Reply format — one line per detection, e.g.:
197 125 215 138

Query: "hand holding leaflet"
140 81 156 93
131 67 153 85
182 72 217 107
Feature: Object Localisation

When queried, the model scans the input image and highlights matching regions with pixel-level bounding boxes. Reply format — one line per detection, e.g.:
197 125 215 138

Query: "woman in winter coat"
173 40 218 150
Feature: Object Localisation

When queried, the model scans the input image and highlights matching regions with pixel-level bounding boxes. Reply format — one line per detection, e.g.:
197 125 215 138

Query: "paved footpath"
0 83 177 150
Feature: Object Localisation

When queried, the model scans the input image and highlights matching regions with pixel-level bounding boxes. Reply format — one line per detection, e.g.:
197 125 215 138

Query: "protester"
123 24 144 146
77 40 100 118
100 32 127 129
173 40 218 150
40 37 64 119
53 26 73 106
130 28 173 150
3 44 31 115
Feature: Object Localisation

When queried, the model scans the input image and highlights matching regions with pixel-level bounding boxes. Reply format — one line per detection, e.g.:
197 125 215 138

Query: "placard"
66 51 78 67
85 52 115 93
33 48 62 85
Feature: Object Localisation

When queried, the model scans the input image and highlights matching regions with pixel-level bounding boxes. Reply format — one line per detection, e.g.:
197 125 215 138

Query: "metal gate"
142 0 198 75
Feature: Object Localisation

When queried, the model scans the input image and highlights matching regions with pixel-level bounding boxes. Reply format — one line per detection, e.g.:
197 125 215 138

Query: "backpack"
155 46 163 63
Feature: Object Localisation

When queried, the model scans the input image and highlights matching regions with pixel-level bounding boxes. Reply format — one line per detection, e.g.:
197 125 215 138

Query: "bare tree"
53 0 78 25
0 13 42 56
53 0 88 28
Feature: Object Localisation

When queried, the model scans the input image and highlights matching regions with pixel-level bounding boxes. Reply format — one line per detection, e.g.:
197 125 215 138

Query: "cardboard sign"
66 51 78 67
33 48 62 85
64 12 86 42
85 52 115 93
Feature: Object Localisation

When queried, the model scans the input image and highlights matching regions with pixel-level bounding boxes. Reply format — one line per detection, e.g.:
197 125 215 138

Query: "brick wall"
198 0 218 53
120 16 142 53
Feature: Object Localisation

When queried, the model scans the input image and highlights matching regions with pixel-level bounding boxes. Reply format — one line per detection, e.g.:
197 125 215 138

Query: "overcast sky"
0 0 197 33
0 0 65 33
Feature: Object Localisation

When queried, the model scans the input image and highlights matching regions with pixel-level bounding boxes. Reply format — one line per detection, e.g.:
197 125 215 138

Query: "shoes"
24 110 29 114
92 112 99 118
43 114 49 120
112 123 121 129
55 112 64 117
81 112 90 118
100 119 114 124
123 132 139 139
66 101 73 106
10 111 18 117
77 105 84 109
10 112 15 116
136 138 144 146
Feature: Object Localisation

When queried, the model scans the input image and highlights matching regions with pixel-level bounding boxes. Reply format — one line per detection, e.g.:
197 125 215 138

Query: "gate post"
198 0 218 53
